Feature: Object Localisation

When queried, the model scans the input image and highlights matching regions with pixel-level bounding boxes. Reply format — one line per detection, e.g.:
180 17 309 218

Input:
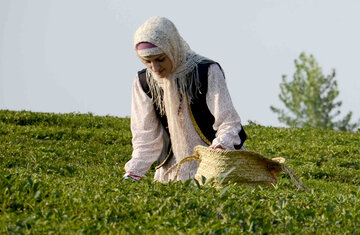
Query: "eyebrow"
143 54 165 60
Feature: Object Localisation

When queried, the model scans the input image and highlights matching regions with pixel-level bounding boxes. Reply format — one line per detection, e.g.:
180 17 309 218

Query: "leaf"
220 185 230 196
218 167 236 185
194 178 201 189
34 190 41 199
201 175 207 185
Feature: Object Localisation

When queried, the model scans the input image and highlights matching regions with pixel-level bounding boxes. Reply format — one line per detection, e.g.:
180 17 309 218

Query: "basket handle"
162 155 201 182
281 164 310 191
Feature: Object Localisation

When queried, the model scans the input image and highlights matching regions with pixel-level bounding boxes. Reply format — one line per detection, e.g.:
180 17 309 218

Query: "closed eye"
156 57 165 62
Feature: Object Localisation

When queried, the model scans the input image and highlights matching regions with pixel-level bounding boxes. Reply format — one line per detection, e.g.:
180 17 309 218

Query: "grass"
0 110 359 234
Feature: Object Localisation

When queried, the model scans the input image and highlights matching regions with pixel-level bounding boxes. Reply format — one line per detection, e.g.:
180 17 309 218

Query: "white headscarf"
134 16 207 115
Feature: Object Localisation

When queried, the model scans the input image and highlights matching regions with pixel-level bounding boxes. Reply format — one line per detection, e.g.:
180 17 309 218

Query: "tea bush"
1 110 359 234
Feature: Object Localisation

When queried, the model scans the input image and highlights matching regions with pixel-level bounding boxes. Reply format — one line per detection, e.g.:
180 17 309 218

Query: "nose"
151 62 161 72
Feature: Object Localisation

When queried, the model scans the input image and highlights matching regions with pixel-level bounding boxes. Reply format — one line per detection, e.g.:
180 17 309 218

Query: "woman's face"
140 53 173 78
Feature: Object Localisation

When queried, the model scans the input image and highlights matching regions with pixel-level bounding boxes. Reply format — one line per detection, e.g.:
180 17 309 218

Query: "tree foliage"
271 52 359 131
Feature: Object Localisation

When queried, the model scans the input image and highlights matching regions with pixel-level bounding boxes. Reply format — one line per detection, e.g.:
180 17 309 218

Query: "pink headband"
136 42 163 56
136 42 157 50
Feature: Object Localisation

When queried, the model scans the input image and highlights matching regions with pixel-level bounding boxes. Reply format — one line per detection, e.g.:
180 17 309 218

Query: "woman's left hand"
209 144 224 150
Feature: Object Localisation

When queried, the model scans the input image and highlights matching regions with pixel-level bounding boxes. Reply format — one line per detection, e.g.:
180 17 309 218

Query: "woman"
124 16 246 182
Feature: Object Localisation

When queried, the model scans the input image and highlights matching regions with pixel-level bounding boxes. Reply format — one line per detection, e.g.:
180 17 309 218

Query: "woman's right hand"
123 172 142 182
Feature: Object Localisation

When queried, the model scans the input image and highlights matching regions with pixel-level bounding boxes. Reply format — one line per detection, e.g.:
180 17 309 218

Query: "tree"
271 52 359 131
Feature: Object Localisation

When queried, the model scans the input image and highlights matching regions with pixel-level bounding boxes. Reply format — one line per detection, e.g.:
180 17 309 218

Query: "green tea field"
1 110 359 234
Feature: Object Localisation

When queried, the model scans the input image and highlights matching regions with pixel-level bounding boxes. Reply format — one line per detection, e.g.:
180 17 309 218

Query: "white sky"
0 0 359 126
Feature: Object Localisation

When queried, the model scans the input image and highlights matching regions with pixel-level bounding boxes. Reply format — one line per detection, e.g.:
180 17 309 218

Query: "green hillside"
1 110 359 234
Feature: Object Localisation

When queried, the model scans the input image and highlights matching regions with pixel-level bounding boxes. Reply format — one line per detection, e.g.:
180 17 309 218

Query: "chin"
156 73 168 78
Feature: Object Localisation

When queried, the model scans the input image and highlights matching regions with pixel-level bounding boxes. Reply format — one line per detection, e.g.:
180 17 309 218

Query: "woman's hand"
209 144 225 150
123 172 142 182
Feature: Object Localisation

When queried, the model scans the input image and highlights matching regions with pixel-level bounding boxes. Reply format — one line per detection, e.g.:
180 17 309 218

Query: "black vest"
138 60 247 167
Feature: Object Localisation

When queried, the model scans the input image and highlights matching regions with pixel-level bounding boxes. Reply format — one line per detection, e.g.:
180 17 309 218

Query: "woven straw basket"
165 145 308 190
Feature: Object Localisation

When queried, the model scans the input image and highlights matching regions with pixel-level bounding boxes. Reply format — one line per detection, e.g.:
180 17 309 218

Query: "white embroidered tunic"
125 64 243 182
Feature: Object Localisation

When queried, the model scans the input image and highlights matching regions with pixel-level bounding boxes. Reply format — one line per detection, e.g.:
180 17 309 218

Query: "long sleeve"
206 64 242 150
124 75 164 177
